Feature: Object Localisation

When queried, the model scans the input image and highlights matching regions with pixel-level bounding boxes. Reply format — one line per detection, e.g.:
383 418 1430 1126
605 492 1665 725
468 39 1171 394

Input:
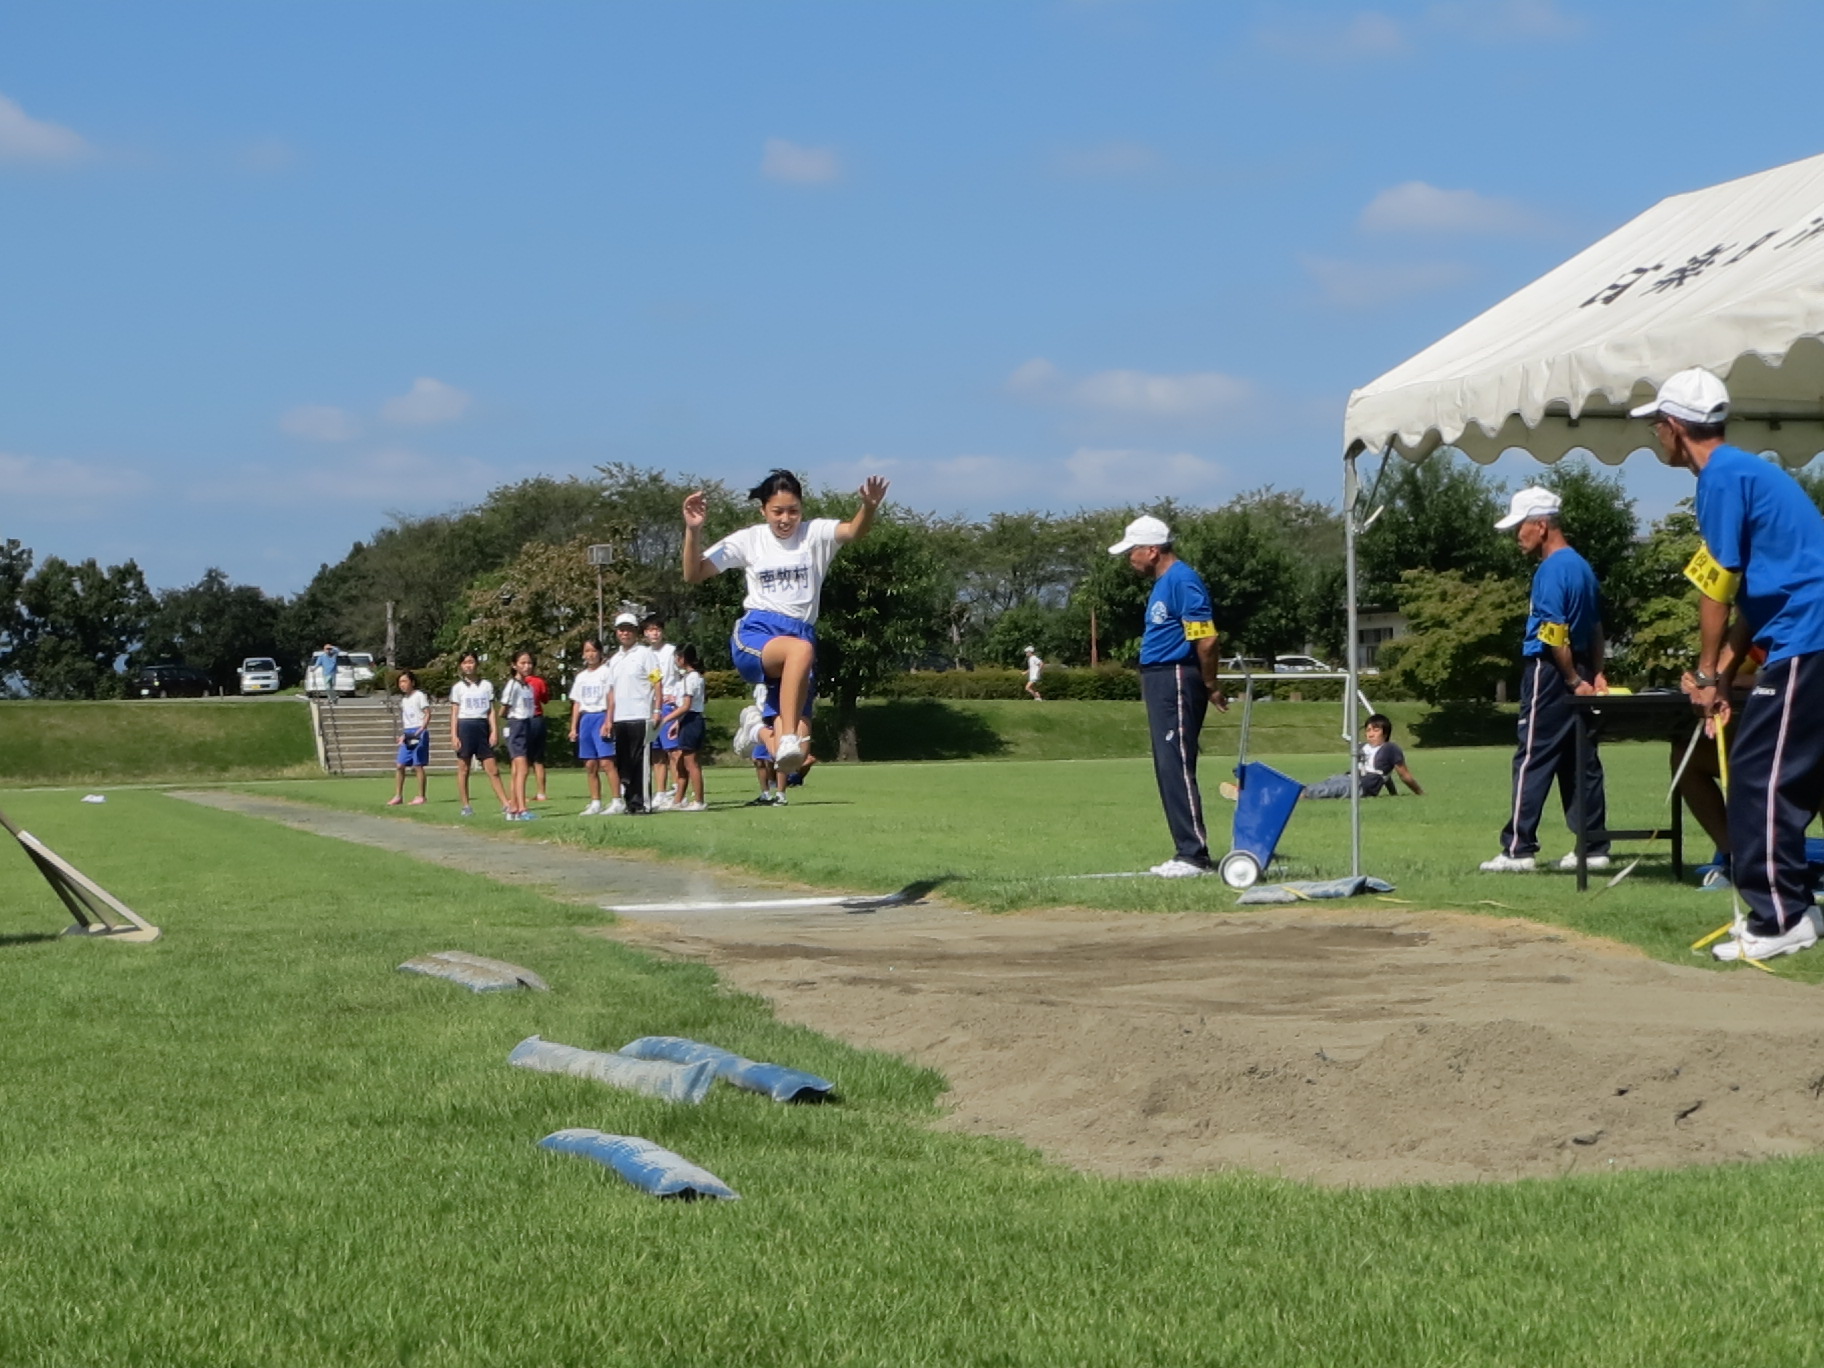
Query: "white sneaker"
681 800 707 812
1714 908 1823 961
649 793 675 812
1556 852 1612 871
580 800 603 817
1479 853 1537 872
606 799 628 815
1150 858 1210 878
773 731 806 775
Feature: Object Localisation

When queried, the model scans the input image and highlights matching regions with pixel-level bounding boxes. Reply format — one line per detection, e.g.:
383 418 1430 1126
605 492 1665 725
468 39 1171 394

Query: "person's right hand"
683 491 708 528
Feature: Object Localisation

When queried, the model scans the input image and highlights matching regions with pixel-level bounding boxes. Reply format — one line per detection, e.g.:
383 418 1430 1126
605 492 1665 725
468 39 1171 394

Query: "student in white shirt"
681 468 888 776
500 650 541 822
387 669 433 807
643 614 681 810
567 637 615 816
1024 646 1044 701
448 651 510 817
662 644 709 811
604 612 663 814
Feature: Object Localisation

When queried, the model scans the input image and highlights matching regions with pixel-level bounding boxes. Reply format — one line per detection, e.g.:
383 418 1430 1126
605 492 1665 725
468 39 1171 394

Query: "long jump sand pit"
170 794 1824 1187
615 904 1824 1186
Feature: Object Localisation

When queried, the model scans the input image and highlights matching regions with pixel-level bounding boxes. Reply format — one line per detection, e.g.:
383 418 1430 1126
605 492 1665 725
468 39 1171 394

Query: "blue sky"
3 0 1820 594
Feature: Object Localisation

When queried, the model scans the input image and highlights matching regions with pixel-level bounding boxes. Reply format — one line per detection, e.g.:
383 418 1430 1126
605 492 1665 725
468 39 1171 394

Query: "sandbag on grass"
538 1129 739 1200
508 1035 717 1103
620 1035 835 1103
1235 876 1395 905
399 951 550 992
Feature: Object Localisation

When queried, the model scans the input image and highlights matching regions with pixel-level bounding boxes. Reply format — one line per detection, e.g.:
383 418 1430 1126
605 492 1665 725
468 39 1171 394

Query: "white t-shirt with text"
704 518 842 624
399 690 430 732
568 663 612 715
501 677 536 721
450 679 494 721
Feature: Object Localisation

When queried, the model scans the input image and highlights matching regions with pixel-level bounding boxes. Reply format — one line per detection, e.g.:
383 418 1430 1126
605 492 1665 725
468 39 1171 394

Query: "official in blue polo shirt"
1109 515 1228 877
1480 486 1610 874
1636 366 1824 962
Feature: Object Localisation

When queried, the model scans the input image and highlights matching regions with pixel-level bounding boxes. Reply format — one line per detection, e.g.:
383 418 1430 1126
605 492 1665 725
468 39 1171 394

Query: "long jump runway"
173 790 1824 1187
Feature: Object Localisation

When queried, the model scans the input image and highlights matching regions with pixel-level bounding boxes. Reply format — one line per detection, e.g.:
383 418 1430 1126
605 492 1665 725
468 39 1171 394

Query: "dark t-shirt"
1359 740 1405 797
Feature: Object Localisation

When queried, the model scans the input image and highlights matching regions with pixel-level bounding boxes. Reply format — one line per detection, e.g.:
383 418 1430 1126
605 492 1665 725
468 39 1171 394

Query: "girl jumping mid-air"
682 469 888 773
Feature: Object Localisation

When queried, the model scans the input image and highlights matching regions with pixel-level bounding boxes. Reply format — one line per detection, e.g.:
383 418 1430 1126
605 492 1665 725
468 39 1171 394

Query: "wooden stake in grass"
0 805 161 943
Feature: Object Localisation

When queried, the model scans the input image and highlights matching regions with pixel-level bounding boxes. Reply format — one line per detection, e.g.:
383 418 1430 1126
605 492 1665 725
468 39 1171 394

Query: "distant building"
1354 610 1406 670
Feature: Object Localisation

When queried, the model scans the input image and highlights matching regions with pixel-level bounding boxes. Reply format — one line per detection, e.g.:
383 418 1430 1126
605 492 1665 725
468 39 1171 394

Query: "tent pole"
1343 449 1363 878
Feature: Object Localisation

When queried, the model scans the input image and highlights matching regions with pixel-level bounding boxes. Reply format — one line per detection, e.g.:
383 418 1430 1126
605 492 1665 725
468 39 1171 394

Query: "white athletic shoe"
580 800 603 817
1713 907 1823 961
1478 853 1537 872
1150 858 1211 878
605 799 628 815
1556 851 1612 871
680 800 707 812
650 792 676 812
773 731 806 775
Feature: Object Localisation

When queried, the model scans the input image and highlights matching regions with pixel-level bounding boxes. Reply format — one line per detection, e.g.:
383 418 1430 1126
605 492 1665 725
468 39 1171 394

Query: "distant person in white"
682 468 889 775
604 612 663 815
1024 646 1044 701
448 651 510 817
387 669 432 807
642 614 681 810
568 637 616 815
499 650 540 822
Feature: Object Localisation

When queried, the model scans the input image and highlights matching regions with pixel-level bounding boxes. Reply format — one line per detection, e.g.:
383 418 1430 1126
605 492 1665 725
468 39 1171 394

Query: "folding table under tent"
1338 149 1824 876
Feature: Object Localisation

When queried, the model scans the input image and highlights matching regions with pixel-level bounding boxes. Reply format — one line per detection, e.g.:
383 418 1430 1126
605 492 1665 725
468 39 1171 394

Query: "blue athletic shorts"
455 718 493 764
676 714 706 754
576 715 615 761
505 718 532 760
732 609 817 689
654 713 683 752
526 716 548 764
397 728 430 768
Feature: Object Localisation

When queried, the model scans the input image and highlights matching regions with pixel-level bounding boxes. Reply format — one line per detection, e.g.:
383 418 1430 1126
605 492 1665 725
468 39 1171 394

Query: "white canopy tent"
1338 150 1824 875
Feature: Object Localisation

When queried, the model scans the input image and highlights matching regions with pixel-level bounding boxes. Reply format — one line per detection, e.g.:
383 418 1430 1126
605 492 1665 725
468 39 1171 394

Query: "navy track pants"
1500 656 1608 860
1727 651 1824 935
1141 662 1211 865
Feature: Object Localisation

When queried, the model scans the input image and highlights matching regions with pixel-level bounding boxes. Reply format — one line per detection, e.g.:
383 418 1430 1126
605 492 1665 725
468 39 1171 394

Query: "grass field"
0 698 317 784
4 786 1824 1365
242 740 1792 982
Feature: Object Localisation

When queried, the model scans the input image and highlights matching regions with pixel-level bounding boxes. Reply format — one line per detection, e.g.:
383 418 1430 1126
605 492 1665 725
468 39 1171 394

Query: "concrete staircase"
311 697 459 776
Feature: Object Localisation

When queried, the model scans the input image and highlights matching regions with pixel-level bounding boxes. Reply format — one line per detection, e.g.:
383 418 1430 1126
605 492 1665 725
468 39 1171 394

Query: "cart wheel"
1219 851 1261 889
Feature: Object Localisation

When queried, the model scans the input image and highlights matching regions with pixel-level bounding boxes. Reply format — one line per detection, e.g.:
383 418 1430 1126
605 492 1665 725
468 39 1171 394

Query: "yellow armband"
1183 620 1216 641
648 670 663 684
1536 621 1570 648
1684 543 1741 604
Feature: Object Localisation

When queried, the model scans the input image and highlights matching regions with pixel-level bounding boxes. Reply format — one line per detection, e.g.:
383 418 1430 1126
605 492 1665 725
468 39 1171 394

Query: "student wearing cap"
604 612 664 815
1111 515 1228 877
1023 646 1044 701
1638 366 1824 961
1479 486 1610 873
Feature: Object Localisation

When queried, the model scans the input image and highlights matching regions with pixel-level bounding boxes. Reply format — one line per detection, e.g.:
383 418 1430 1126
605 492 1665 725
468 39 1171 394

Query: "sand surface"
178 790 1824 1185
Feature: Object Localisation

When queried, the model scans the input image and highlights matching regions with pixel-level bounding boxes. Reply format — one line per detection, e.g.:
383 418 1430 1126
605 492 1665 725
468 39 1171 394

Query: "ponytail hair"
677 644 703 673
748 469 803 503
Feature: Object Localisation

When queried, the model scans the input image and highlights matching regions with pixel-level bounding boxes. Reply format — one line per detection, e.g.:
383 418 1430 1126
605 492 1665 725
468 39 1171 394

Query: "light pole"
587 544 615 641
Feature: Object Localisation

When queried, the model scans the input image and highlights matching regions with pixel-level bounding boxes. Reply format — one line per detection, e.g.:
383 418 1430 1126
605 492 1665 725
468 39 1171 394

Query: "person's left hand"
1211 688 1229 713
1572 679 1598 696
1593 672 1611 694
858 475 890 508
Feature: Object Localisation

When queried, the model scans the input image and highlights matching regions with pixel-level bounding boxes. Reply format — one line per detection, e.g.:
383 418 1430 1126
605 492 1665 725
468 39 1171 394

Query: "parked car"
344 652 377 688
135 665 214 698
1272 655 1333 673
238 657 281 694
304 660 357 697
1221 656 1268 673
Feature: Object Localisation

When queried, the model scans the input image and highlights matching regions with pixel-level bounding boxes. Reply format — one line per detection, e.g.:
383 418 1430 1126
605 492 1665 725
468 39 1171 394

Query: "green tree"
0 537 32 687
1377 569 1528 706
141 569 286 690
1357 455 1513 606
1610 503 1701 686
14 556 153 699
438 537 625 687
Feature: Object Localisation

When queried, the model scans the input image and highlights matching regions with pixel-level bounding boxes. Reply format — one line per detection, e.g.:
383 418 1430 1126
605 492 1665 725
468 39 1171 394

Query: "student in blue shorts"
388 669 432 807
682 469 888 778
662 644 708 811
1638 367 1824 961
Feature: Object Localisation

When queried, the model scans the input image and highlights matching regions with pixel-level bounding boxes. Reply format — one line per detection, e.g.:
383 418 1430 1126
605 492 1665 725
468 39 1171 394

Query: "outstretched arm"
1394 762 1423 795
682 491 719 583
835 476 891 546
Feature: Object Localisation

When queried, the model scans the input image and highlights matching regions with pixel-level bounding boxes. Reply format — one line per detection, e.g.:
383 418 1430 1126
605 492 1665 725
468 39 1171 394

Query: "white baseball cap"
1629 367 1731 426
612 611 639 628
1494 486 1562 531
1023 645 1035 653
1108 515 1172 554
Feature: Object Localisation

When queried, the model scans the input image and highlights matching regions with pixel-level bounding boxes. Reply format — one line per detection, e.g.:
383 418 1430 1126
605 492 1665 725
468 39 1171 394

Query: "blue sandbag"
508 1035 716 1103
539 1129 739 1200
1235 876 1396 905
1231 761 1304 865
620 1035 835 1103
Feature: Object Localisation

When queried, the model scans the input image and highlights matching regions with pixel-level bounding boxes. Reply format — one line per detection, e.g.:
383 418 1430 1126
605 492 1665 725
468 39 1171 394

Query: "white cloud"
760 137 842 185
280 405 361 442
191 447 498 508
1429 0 1584 41
1360 180 1548 235
1005 358 1255 419
1063 447 1227 504
1050 140 1163 179
1256 10 1410 62
0 451 148 501
380 377 472 427
1303 255 1473 308
0 93 90 164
